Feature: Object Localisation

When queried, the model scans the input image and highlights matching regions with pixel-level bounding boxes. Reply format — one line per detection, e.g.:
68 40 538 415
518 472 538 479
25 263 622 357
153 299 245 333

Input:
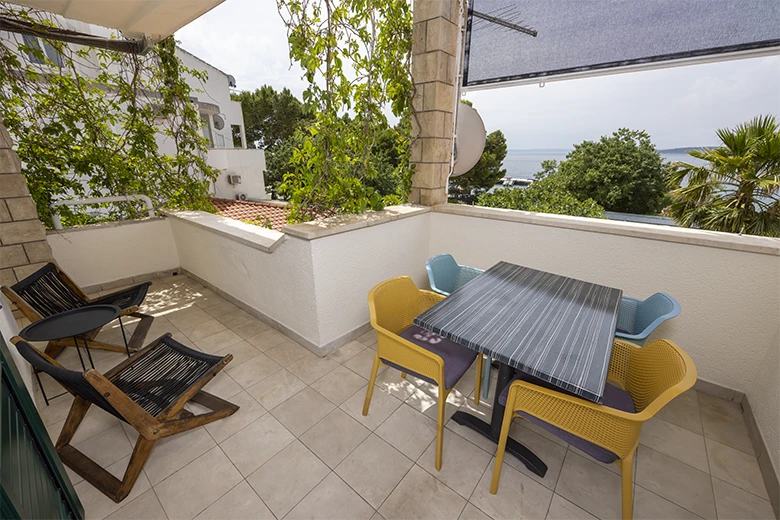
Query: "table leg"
118 316 130 358
73 338 87 371
76 335 95 369
34 370 50 406
450 362 548 478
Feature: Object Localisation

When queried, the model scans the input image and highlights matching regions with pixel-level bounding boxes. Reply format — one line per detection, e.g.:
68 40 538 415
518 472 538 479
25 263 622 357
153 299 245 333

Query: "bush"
477 176 605 218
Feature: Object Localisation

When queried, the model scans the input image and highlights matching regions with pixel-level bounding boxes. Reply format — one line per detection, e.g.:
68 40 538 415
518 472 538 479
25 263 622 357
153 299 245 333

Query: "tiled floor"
31 276 775 520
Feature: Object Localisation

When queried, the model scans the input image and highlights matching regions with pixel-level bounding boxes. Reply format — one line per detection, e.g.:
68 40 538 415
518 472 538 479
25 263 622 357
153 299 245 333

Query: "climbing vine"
276 0 414 222
0 3 218 227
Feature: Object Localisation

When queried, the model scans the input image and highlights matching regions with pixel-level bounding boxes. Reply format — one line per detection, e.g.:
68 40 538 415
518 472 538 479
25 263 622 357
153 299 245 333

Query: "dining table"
414 261 622 478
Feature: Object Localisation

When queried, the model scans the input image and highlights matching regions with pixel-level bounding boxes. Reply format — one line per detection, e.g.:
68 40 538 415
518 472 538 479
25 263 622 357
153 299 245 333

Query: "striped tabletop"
414 261 622 403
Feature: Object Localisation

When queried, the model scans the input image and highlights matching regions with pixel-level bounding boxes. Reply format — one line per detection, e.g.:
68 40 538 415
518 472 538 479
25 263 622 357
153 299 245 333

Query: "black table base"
451 362 548 478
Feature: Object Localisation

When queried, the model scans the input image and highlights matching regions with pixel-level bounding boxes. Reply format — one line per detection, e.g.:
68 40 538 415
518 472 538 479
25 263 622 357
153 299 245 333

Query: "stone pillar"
0 121 52 317
409 0 461 206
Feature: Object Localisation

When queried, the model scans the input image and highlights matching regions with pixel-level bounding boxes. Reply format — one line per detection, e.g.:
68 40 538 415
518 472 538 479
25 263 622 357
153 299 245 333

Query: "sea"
500 149 705 182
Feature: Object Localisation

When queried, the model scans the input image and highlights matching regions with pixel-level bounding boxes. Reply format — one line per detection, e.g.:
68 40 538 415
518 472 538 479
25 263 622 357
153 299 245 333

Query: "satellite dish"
212 113 226 131
451 103 486 177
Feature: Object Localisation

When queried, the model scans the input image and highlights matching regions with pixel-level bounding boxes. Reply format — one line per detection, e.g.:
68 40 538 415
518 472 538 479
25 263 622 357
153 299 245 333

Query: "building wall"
209 148 268 201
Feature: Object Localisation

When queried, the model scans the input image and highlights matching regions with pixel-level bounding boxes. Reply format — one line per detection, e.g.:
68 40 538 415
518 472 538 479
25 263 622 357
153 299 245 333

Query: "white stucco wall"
310 213 431 346
47 218 180 288
748 326 780 478
428 208 780 394
209 148 268 201
168 214 320 344
0 294 33 394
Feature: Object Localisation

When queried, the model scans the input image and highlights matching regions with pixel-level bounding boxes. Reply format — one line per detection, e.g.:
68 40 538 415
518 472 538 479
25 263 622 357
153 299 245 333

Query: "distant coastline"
507 146 715 154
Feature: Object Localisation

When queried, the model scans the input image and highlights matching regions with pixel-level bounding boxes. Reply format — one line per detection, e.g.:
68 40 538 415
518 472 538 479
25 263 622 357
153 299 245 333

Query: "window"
201 114 214 148
231 125 243 148
22 35 63 67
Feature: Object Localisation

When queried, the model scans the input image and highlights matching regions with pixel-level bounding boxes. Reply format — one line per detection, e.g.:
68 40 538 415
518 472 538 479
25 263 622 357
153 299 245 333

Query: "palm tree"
666 115 780 237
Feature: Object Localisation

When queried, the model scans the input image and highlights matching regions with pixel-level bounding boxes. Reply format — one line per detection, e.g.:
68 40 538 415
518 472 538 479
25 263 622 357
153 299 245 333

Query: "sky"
175 0 780 150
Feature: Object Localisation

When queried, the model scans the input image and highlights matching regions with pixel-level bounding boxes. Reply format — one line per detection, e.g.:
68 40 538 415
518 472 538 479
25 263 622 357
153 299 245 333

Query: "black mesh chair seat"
109 336 225 417
91 283 150 312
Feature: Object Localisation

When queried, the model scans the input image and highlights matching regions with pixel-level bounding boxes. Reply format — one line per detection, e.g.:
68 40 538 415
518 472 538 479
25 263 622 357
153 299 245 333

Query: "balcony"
6 202 777 520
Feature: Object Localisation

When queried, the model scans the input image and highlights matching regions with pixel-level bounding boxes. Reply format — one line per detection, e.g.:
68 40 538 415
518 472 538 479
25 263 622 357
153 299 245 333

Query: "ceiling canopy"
463 0 780 90
10 0 225 42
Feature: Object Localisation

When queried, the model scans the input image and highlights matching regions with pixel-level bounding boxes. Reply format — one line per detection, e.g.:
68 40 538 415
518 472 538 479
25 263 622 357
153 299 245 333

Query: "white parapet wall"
46 217 180 288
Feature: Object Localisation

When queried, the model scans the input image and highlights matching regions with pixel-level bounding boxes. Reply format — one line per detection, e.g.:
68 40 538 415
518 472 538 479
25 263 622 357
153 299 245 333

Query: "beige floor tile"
265 340 311 366
226 353 282 389
271 387 336 436
471 459 554 520
311 364 368 405
454 366 479 400
555 449 622 520
706 438 768 499
418 426 492 498
356 330 378 347
633 486 702 520
376 404 438 461
202 372 243 400
215 308 253 329
421 387 467 425
246 328 289 351
341 385 403 431
154 446 243 520
143 427 216 485
184 319 228 343
195 329 243 354
345 349 387 379
202 301 240 319
445 414 497 456
504 422 568 491
460 503 493 520
246 440 330 519
287 472 375 520
212 341 261 368
220 414 295 476
246 368 307 410
167 309 211 333
373 368 422 401
545 494 597 520
230 317 270 339
698 392 755 456
639 417 710 473
203 390 267 443
194 292 228 309
328 340 367 364
656 389 703 435
194 480 274 520
287 353 341 384
47 406 120 447
75 455 152 520
38 392 76 426
712 477 776 520
335 434 414 509
105 489 167 520
74 424 133 469
300 408 371 468
380 465 466 520
635 445 716 519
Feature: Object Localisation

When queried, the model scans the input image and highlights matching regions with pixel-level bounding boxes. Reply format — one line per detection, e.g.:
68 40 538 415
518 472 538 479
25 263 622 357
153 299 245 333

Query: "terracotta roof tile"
210 198 289 231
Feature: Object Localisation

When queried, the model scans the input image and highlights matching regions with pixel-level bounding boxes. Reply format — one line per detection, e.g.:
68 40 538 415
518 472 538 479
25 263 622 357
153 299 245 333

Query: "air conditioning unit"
227 174 242 185
236 193 248 201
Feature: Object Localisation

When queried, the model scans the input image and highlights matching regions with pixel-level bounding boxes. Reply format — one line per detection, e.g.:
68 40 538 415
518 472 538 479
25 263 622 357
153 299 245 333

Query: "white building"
1 18 269 201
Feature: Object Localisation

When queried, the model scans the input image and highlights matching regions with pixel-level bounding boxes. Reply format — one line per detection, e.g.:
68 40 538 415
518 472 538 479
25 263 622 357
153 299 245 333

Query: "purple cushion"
382 325 478 389
499 374 635 464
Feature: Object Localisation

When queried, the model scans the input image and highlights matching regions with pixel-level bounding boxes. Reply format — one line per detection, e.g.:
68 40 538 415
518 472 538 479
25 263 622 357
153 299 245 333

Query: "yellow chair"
490 339 697 520
362 276 483 471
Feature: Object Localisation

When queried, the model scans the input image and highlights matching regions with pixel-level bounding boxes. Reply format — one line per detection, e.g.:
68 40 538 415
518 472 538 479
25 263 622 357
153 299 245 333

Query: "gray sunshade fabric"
463 0 780 89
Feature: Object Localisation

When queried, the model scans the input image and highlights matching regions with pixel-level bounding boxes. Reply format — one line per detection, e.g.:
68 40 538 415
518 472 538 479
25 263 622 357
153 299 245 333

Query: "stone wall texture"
0 121 52 316
409 0 461 206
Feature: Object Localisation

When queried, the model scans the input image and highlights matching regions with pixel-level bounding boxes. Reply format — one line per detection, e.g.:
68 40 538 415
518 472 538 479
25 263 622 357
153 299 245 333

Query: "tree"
277 0 414 222
477 175 604 218
231 86 311 149
666 115 780 237
547 128 668 214
449 129 508 203
0 5 217 227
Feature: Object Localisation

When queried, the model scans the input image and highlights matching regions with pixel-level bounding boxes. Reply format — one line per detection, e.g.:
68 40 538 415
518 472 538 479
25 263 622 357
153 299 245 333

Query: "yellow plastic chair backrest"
368 276 440 336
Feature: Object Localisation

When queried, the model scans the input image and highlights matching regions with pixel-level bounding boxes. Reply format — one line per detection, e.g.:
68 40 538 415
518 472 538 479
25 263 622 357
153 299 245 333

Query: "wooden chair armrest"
374 327 445 385
507 380 643 459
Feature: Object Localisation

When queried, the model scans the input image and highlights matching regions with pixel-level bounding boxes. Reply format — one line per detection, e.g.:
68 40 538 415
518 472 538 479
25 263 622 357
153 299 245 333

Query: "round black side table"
19 305 123 405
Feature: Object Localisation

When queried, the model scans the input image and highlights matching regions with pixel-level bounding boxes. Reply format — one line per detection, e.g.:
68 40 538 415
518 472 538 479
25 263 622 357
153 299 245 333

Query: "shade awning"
463 0 780 90
10 0 226 41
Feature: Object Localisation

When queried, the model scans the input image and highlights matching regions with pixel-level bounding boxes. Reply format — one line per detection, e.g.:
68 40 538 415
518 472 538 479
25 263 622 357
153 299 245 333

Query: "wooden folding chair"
2 262 155 358
11 333 238 503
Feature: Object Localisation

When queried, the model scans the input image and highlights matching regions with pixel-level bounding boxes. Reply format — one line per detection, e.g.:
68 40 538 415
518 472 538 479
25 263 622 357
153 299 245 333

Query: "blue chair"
615 293 681 345
426 254 492 398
